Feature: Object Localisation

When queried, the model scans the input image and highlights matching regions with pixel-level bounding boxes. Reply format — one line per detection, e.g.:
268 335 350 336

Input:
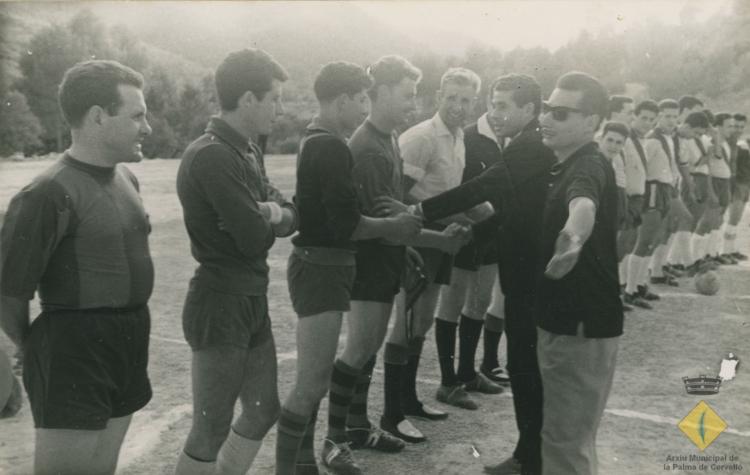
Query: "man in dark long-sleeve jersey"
377 74 554 475
175 49 297 475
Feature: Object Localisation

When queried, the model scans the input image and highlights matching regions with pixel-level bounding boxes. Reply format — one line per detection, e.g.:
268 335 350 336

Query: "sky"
358 0 730 50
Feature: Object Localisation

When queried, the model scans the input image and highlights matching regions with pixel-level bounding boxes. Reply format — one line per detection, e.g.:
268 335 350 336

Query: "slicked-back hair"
367 55 421 101
215 48 288 111
440 67 481 93
678 95 703 114
607 95 633 120
555 71 608 127
733 113 747 123
684 111 710 129
602 121 629 139
635 100 659 116
714 112 732 127
59 60 144 129
658 99 679 111
314 62 373 103
490 74 541 115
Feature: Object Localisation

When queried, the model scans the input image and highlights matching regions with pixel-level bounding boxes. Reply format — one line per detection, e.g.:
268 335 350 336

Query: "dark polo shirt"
177 117 275 296
535 142 623 338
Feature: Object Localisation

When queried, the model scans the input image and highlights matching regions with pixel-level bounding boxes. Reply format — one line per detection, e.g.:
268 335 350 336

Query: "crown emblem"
682 375 722 395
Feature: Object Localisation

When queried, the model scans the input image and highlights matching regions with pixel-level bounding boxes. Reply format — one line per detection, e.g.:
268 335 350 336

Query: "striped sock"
297 403 319 465
347 356 376 429
326 359 359 443
275 408 309 475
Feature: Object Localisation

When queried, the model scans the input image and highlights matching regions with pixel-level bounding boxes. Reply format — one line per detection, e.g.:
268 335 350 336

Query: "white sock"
650 245 668 277
674 231 693 266
724 225 737 254
619 257 628 284
626 255 644 294
665 233 677 265
711 229 723 256
693 234 708 262
174 451 215 475
215 429 263 475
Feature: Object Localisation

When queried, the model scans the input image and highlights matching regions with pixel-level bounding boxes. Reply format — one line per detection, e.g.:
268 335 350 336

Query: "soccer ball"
695 270 720 296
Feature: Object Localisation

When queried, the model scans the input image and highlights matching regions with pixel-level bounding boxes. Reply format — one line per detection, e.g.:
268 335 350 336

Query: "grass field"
0 156 748 475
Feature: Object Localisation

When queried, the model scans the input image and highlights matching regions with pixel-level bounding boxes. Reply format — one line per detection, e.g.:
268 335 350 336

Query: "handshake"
373 196 472 255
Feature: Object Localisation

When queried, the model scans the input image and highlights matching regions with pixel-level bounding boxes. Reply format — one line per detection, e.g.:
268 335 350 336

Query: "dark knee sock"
435 319 459 387
276 408 309 475
401 337 425 408
482 313 505 370
326 359 359 443
296 402 319 465
457 314 484 382
383 343 409 421
347 356 376 429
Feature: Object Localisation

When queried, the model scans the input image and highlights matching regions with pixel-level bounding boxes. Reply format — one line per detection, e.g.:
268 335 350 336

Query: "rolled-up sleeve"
399 134 433 183
566 156 606 209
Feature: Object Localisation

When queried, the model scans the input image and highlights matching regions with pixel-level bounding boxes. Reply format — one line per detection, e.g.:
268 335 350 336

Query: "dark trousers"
505 293 543 474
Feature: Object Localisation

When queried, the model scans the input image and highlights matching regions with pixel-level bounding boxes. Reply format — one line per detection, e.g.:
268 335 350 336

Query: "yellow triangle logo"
678 401 727 451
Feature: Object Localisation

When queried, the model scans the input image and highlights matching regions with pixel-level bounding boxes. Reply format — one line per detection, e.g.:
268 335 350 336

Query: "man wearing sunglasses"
536 72 622 475
376 73 555 475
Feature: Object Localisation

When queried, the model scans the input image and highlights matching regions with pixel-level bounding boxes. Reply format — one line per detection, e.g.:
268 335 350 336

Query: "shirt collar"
550 141 600 174
206 116 253 156
477 113 499 144
432 113 463 139
307 116 347 141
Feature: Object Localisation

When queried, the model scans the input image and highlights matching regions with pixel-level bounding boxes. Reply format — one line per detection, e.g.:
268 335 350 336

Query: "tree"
0 90 43 156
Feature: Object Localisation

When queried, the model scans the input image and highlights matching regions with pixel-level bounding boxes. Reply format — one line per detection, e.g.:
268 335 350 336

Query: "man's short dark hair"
58 60 144 128
367 55 421 101
678 95 703 114
733 113 747 123
658 99 679 111
555 71 608 126
703 109 715 125
635 100 659 116
714 112 732 126
684 111 710 129
607 95 633 120
215 48 289 111
490 74 541 115
314 62 373 103
602 121 629 139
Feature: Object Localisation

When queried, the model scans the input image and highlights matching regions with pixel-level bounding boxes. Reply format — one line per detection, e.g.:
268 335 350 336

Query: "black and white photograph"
0 1 748 474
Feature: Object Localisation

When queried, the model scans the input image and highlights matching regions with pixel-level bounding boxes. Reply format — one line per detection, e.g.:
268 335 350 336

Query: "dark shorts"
692 174 710 204
731 180 750 203
23 306 152 430
624 194 644 229
182 280 272 351
711 177 731 208
288 247 356 317
350 241 406 304
453 232 498 271
643 181 672 218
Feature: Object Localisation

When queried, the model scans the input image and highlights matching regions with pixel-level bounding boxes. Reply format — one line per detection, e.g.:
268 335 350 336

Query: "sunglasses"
542 102 586 121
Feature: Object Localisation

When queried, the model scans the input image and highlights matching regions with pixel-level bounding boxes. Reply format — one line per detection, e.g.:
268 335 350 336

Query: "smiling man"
175 49 297 475
0 60 153 475
536 71 622 475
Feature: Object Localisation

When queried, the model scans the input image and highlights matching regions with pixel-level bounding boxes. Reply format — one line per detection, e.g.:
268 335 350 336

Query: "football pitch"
0 156 748 474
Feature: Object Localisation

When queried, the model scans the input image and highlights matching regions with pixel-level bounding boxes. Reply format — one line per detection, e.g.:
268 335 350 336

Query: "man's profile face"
488 89 530 139
718 118 736 140
385 77 417 128
611 102 634 127
248 79 284 137
732 120 746 140
101 84 152 163
657 107 679 133
600 130 626 159
632 110 657 136
437 82 477 131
